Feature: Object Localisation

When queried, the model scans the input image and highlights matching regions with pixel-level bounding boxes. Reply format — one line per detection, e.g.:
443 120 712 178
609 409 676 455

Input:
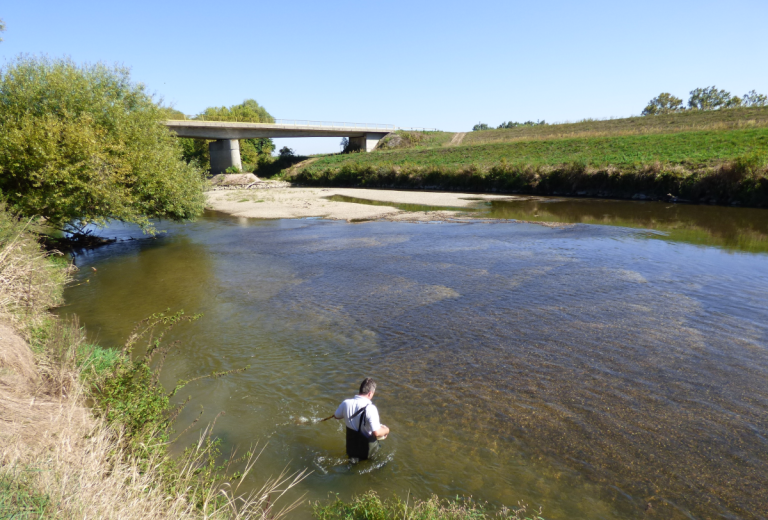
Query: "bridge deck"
163 120 393 139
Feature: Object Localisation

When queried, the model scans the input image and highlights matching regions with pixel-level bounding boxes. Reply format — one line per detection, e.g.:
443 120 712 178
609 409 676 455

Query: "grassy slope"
463 106 768 145
306 128 768 170
288 109 768 206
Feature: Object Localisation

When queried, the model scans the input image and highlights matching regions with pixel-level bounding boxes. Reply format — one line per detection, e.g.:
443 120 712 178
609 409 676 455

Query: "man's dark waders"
345 405 379 460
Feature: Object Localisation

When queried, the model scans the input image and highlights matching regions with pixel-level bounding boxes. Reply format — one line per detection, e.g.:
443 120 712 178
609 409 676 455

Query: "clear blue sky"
2 0 767 155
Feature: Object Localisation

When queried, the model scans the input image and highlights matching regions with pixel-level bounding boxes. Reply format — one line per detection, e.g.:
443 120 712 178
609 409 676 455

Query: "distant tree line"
162 99 276 170
473 120 547 131
643 86 767 116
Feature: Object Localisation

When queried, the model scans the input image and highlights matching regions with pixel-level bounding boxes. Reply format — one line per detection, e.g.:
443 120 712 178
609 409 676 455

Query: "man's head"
359 378 377 398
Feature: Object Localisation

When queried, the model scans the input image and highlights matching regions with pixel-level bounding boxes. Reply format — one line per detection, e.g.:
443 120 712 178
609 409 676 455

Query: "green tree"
191 99 275 169
197 99 274 123
0 18 6 42
472 123 490 131
642 92 684 115
743 90 768 107
0 56 205 235
240 138 275 164
688 86 737 110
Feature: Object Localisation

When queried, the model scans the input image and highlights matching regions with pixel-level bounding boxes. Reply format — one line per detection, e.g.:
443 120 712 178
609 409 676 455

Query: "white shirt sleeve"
365 404 381 434
335 401 345 419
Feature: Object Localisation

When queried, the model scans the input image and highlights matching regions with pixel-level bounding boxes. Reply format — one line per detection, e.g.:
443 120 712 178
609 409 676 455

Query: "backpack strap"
349 405 368 432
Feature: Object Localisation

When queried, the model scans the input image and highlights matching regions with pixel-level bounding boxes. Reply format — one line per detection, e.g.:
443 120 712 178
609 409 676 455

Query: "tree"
743 90 768 107
472 123 490 131
197 99 274 123
641 93 684 115
0 56 205 235
498 120 547 128
340 137 349 152
278 146 295 158
688 86 736 110
191 99 275 169
0 18 6 42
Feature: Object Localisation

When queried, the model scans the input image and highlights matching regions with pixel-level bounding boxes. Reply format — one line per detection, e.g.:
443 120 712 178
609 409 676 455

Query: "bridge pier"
348 132 388 152
209 139 242 174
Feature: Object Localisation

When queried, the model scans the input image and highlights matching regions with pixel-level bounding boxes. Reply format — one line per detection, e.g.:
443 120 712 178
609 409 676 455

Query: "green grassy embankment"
286 109 768 206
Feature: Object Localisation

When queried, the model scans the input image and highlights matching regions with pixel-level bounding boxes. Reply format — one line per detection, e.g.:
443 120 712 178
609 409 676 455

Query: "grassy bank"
463 106 768 145
0 206 304 519
288 127 768 206
314 492 543 520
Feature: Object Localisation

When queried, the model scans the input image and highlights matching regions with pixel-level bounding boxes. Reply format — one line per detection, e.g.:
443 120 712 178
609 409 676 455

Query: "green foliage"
0 56 205 234
0 467 51 519
241 138 275 163
249 154 306 178
197 99 275 123
225 165 242 174
313 491 544 520
497 120 547 129
179 137 211 169
88 310 249 506
188 100 276 170
688 85 738 110
642 92 684 115
0 18 5 42
159 106 187 120
472 123 491 131
279 146 295 158
743 90 768 107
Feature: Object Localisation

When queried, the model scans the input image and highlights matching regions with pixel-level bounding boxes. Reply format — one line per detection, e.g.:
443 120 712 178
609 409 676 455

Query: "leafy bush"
642 93 684 115
0 56 205 235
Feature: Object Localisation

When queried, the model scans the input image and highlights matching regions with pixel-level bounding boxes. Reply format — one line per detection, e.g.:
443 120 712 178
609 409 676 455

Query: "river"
58 196 768 519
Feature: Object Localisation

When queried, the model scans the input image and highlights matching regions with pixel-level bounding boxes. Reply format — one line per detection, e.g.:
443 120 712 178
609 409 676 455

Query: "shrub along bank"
289 128 768 206
0 204 304 519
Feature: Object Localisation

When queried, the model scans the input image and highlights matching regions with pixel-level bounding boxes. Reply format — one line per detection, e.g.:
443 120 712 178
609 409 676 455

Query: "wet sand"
205 185 512 222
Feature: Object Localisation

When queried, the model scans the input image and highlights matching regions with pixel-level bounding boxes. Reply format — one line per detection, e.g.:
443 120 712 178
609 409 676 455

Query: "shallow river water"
59 197 768 519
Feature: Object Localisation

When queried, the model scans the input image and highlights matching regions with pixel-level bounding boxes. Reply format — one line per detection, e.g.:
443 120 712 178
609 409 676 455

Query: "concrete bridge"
163 120 395 174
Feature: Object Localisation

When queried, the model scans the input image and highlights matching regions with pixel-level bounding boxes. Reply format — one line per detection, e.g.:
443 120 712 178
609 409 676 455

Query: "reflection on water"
481 197 768 253
59 209 768 520
327 193 768 253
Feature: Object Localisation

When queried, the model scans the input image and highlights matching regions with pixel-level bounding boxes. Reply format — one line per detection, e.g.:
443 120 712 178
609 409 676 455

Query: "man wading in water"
333 378 390 461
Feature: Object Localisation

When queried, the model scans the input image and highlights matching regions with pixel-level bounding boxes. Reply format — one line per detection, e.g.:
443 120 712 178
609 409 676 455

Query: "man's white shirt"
335 395 381 436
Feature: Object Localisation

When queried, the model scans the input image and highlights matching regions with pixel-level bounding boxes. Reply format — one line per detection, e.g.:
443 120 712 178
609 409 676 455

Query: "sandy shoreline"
205 185 517 222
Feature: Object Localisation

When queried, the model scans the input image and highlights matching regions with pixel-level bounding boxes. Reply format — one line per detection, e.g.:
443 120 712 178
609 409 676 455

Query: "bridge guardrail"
274 119 396 131
167 117 439 132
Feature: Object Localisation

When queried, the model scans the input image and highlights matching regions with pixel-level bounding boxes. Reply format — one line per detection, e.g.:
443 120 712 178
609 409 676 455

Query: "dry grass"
0 383 306 519
0 203 71 331
0 204 307 519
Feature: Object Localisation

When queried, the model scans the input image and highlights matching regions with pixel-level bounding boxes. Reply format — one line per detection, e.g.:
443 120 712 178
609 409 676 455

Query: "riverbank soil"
205 186 514 222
